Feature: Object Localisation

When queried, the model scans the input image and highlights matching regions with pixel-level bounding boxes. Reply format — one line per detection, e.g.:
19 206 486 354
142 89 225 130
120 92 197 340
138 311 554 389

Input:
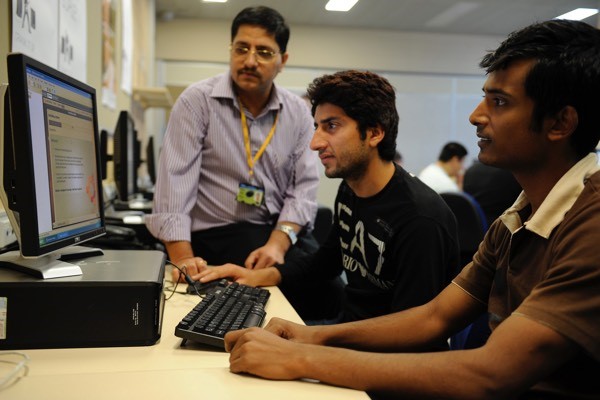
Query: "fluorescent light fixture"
202 0 228 3
325 0 359 12
555 8 598 21
425 2 480 27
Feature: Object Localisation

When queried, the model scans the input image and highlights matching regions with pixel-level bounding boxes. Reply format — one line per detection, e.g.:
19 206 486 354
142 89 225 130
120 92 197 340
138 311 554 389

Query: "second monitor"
111 110 152 212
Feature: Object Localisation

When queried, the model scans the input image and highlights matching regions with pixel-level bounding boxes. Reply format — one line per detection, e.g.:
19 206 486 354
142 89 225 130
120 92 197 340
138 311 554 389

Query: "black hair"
306 70 399 161
480 20 600 157
231 6 290 53
438 142 467 162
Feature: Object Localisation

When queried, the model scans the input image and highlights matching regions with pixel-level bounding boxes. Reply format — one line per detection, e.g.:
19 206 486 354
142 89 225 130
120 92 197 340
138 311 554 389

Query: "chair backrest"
440 192 487 266
441 192 491 350
313 205 333 245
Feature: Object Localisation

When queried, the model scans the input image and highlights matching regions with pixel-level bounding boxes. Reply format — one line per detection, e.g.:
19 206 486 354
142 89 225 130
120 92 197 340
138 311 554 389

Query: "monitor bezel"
112 110 137 202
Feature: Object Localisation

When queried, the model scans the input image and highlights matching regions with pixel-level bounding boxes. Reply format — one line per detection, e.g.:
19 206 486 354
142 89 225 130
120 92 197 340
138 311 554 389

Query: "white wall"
154 19 503 208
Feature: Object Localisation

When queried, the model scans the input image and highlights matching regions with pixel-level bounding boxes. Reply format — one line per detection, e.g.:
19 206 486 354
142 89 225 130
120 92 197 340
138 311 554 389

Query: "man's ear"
547 105 578 142
367 126 385 148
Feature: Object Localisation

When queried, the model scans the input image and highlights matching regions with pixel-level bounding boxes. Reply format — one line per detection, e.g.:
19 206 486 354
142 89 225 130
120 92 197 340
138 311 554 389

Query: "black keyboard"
175 280 270 349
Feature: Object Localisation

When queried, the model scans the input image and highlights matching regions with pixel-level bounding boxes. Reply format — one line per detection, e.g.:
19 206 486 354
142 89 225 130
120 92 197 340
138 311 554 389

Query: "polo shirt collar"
500 153 600 238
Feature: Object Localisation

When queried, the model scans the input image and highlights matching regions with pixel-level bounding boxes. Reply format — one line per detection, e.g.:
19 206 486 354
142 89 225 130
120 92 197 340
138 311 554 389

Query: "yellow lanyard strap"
239 99 279 178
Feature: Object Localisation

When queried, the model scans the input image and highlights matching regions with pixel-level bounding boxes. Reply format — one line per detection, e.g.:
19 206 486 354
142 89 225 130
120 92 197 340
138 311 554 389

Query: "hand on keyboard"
186 278 228 295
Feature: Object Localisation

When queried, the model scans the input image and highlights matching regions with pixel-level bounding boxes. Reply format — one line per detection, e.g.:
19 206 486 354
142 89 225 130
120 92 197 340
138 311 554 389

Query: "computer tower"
0 250 166 349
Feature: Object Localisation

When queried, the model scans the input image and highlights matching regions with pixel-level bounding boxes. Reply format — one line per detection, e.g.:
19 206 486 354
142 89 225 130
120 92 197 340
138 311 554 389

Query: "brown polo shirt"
453 153 600 399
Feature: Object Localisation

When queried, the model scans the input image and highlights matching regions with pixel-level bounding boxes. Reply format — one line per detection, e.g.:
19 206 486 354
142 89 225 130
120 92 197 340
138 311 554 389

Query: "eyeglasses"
229 45 279 63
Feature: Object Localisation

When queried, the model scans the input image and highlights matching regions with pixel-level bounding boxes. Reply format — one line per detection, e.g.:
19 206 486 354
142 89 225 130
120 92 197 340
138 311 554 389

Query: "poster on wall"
120 0 133 95
101 0 117 109
58 0 87 82
11 0 59 68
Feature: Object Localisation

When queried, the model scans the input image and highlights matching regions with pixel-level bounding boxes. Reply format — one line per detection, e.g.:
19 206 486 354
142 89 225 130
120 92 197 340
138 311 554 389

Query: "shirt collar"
210 72 282 114
500 153 600 238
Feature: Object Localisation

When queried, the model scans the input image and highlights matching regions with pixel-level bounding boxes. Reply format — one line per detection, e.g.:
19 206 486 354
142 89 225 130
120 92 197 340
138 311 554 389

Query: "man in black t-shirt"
194 71 460 327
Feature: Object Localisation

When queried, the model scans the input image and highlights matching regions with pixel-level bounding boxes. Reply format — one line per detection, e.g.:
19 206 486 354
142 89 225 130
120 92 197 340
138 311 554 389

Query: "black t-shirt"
278 165 460 322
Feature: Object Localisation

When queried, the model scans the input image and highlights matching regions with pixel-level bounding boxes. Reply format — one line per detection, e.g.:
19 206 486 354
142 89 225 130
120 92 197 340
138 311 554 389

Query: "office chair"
440 191 490 349
440 192 487 267
312 204 333 246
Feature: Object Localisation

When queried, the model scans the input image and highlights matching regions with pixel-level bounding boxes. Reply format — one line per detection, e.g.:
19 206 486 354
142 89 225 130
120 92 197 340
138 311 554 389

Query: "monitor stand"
0 245 104 279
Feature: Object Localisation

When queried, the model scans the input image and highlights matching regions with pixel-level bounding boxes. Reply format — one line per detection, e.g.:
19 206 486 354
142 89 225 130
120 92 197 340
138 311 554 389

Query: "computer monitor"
146 135 156 185
99 128 112 180
0 53 105 278
112 110 137 202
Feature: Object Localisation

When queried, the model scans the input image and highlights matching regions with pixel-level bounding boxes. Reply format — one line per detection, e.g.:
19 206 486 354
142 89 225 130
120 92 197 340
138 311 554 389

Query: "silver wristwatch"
276 224 297 245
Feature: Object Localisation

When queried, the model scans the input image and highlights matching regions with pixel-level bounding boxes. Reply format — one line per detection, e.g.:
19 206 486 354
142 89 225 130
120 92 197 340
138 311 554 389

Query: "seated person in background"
463 160 522 227
221 20 600 399
418 141 468 193
393 149 403 166
145 7 320 280
196 70 460 330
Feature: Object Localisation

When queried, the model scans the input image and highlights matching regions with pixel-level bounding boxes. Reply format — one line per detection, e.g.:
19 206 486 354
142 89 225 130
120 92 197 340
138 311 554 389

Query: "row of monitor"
100 111 156 203
0 52 155 278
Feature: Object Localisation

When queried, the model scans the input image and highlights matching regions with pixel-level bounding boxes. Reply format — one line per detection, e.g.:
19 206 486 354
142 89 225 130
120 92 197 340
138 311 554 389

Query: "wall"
0 0 155 196
155 19 502 208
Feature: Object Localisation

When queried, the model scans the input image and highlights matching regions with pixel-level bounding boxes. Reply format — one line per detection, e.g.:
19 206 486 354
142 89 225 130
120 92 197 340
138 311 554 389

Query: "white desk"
1 284 369 399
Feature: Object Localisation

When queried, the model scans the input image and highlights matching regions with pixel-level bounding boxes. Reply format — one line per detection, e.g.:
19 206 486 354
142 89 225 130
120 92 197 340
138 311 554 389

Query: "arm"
245 101 319 270
165 240 207 282
194 264 282 287
145 91 207 272
225 287 578 399
244 222 301 269
227 316 577 399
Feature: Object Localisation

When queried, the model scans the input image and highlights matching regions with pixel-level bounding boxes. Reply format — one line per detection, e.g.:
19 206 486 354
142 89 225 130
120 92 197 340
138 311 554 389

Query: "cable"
0 352 29 388
165 260 202 300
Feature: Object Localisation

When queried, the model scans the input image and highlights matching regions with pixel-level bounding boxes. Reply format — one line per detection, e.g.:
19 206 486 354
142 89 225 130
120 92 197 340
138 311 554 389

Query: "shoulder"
274 86 310 115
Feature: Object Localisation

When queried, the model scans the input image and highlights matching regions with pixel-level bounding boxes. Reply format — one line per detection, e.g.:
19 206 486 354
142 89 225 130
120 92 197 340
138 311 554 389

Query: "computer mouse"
186 278 229 295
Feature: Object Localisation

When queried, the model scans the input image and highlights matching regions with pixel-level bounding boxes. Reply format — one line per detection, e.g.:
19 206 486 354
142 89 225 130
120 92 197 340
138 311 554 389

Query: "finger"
171 268 184 282
193 265 232 282
244 251 259 269
224 328 247 352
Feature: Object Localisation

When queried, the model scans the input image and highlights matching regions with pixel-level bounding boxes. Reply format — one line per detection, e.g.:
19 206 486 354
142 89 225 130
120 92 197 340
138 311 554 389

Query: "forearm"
165 241 194 264
251 267 283 286
314 303 445 352
296 344 493 399
315 285 473 352
298 315 578 399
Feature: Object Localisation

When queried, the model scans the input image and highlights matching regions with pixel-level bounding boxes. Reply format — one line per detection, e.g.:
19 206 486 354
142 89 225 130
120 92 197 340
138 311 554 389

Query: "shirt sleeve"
388 215 460 313
145 89 207 242
275 219 343 284
515 206 600 361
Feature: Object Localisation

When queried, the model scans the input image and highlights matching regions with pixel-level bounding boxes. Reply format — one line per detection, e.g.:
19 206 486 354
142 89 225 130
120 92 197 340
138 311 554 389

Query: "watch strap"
276 224 297 245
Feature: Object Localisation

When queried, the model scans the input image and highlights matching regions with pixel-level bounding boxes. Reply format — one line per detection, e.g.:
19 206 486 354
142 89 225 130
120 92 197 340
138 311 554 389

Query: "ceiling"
155 0 600 37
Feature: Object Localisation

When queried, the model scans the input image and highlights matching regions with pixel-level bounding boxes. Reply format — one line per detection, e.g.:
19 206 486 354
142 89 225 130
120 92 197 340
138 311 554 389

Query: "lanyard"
239 98 279 178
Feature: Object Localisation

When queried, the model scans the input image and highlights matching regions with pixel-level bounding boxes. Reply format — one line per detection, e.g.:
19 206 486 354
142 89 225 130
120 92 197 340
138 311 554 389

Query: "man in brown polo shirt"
221 20 600 399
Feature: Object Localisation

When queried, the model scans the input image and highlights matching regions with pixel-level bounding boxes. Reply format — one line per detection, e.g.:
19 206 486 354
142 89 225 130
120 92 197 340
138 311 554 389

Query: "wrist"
254 267 282 286
275 224 298 245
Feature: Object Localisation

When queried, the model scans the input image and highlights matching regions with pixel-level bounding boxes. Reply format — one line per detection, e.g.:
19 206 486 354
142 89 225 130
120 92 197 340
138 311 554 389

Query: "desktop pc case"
0 250 166 350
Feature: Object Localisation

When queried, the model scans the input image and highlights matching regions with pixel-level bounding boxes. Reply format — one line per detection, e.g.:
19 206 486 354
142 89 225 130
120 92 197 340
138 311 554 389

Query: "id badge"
236 183 265 207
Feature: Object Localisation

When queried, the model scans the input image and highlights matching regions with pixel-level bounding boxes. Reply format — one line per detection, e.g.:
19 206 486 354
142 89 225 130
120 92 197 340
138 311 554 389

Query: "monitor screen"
146 136 156 185
112 110 137 201
0 53 105 278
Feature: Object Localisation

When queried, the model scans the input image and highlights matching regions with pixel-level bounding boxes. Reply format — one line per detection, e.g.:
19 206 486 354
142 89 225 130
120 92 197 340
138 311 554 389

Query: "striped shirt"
145 72 319 242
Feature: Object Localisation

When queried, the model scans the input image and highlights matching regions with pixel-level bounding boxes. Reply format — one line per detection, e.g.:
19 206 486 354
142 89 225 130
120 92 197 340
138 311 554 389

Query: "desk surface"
2 282 368 399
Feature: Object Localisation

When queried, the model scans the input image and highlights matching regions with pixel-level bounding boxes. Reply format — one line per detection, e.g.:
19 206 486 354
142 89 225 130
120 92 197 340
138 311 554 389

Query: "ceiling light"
555 8 598 21
202 0 228 3
325 0 359 12
425 2 480 27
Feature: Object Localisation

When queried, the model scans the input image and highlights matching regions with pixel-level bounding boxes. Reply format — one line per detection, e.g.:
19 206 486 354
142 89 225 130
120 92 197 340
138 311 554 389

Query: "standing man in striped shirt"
146 7 321 290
